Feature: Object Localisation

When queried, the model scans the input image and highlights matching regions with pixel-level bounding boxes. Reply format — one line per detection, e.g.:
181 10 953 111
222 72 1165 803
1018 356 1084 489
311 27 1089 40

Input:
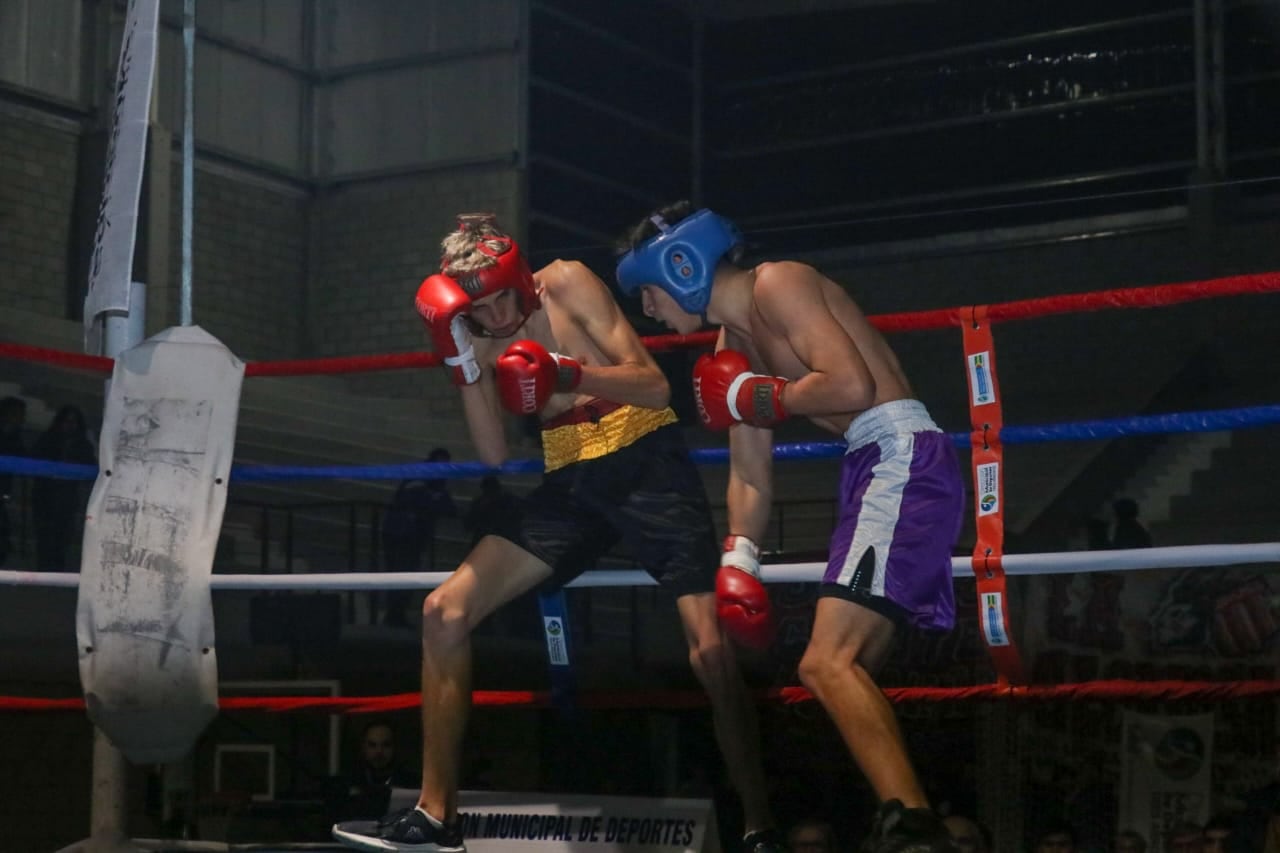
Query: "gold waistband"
542 405 678 472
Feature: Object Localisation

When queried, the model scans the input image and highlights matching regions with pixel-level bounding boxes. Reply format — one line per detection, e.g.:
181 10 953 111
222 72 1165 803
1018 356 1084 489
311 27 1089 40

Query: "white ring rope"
2 542 1276 590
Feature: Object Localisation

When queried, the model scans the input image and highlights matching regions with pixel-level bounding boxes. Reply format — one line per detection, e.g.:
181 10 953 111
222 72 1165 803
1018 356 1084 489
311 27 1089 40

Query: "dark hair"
1203 813 1236 833
427 447 451 463
617 200 746 266
969 818 994 850
52 404 86 429
1113 498 1139 519
0 396 26 418
1036 820 1078 845
359 719 395 741
1116 829 1147 851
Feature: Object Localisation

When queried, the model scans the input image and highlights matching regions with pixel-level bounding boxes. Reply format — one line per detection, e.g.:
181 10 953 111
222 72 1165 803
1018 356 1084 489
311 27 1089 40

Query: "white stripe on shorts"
834 433 914 596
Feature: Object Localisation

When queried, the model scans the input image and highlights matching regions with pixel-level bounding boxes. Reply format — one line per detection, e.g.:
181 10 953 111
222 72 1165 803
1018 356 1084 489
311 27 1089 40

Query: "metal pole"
80 287 148 853
690 11 703 205
180 0 195 325
1193 0 1210 172
1209 0 1227 175
84 728 134 852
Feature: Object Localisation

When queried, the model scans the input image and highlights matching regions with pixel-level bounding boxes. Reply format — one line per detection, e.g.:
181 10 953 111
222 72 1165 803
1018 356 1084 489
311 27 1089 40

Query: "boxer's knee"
421 587 472 648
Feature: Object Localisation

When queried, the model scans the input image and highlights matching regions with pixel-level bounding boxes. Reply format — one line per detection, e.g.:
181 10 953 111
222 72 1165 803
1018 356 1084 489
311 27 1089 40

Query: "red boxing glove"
495 339 582 415
415 274 480 385
692 349 788 430
716 535 775 650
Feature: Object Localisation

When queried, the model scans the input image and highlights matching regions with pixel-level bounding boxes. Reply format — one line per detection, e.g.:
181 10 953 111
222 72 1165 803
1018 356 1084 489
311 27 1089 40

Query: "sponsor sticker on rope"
967 352 995 406
981 592 1010 646
543 617 570 666
976 462 1000 516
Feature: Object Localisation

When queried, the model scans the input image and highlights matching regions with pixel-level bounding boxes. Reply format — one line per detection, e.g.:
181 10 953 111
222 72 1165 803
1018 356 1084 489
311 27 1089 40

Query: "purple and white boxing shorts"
822 399 965 632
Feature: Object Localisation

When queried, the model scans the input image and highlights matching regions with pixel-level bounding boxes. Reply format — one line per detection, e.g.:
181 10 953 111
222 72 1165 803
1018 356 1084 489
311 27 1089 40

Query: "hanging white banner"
1119 711 1214 852
77 326 244 763
83 0 161 352
385 790 718 853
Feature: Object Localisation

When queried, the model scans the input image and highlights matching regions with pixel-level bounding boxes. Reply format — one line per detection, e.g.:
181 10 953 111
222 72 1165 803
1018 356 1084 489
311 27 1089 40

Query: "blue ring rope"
3 404 1277 482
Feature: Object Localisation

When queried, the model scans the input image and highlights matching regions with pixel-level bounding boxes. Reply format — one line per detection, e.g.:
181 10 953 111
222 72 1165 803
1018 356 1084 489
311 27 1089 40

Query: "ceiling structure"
688 0 934 18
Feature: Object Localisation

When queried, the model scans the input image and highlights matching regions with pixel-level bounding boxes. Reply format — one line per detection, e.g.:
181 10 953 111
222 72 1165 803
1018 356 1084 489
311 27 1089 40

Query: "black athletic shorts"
499 417 718 597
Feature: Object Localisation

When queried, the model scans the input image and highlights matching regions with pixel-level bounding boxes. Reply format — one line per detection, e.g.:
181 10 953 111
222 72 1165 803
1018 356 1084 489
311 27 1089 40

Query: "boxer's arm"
541 260 670 410
458 345 510 467
727 425 773 543
754 262 876 416
720 328 774 542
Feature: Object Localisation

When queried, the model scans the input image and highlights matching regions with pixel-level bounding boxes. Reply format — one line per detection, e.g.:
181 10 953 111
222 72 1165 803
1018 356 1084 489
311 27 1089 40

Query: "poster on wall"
1119 711 1214 853
1016 566 1277 846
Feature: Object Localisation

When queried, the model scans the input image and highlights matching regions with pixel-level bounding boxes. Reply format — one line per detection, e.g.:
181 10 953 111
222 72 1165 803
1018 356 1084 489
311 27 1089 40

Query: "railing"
227 498 389 575
0 484 846 577
221 492 844 577
0 483 842 646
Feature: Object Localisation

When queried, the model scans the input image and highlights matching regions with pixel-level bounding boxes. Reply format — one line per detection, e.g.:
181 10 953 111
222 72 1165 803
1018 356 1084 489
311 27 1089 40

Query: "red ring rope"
3 679 1277 714
4 271 1278 376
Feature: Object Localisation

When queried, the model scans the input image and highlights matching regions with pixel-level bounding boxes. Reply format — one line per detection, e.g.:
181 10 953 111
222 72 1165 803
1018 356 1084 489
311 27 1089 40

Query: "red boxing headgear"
452 237 541 317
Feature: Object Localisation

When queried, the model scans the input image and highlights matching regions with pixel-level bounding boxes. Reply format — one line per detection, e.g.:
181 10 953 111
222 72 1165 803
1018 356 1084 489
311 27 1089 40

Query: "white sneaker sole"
332 820 465 853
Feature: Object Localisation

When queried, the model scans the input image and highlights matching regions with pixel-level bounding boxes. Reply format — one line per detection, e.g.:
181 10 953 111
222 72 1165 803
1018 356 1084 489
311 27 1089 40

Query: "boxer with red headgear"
335 214 784 853
618 201 965 850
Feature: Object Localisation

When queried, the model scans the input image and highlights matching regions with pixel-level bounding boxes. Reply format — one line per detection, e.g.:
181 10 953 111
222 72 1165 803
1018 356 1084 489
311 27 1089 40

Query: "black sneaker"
744 828 789 853
333 807 466 853
858 800 956 853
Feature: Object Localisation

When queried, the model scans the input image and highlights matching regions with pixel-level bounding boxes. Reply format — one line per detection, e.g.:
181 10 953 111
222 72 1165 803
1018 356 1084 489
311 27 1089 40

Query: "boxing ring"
2 270 1280 850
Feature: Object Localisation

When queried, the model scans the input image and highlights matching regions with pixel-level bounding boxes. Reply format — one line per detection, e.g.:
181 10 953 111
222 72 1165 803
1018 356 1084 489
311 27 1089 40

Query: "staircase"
1150 426 1280 546
1104 431 1233 526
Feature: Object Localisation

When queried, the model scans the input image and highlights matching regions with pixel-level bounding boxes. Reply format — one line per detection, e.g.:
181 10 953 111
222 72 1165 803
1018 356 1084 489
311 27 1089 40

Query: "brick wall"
174 167 309 361
0 108 311 364
308 165 522 406
0 107 80 317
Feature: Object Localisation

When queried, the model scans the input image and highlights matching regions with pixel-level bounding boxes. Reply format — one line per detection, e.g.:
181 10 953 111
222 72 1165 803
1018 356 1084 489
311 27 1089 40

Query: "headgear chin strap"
452 236 542 323
615 209 742 314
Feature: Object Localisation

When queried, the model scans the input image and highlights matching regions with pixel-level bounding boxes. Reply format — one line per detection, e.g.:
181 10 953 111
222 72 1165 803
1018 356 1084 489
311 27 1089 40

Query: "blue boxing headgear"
616 208 742 314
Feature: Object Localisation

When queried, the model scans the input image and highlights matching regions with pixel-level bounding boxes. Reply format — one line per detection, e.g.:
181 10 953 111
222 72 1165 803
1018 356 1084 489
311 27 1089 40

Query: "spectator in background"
0 396 27 567
1085 517 1112 551
1033 820 1078 853
1112 829 1147 853
1164 821 1202 853
1200 813 1237 853
31 404 95 571
1110 498 1152 549
380 446 457 625
1237 746 1280 852
787 817 839 853
943 814 992 853
324 719 420 825
463 475 520 548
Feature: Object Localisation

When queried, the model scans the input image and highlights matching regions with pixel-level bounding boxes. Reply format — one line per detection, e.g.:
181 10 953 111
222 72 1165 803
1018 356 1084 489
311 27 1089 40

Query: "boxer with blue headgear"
618 199 965 850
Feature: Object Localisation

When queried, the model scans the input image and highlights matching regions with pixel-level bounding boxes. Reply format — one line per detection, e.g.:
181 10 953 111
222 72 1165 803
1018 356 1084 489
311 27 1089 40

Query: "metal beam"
531 77 690 147
315 42 521 84
715 83 1197 159
528 211 616 248
531 1 691 78
715 9 1191 93
529 154 664 207
736 159 1199 229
